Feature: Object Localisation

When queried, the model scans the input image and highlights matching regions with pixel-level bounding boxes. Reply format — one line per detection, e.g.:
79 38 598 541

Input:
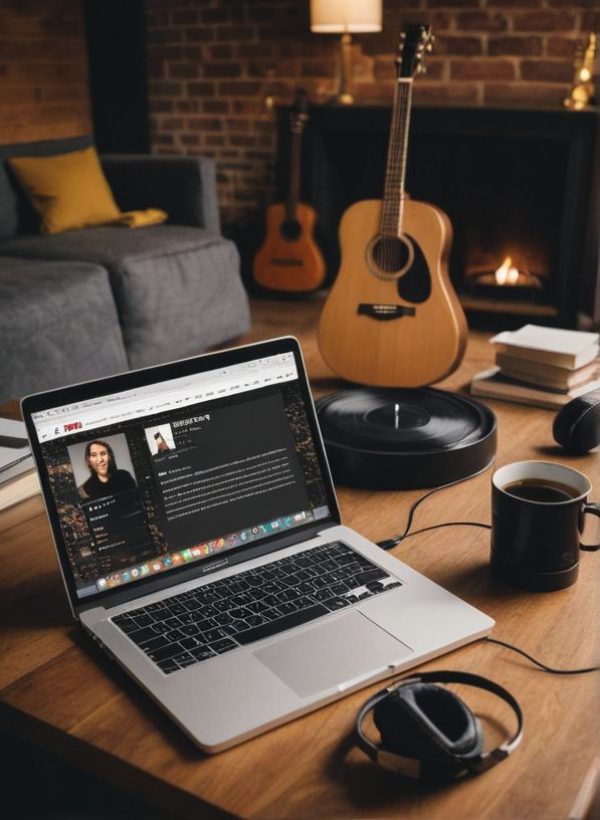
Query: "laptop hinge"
75 520 334 614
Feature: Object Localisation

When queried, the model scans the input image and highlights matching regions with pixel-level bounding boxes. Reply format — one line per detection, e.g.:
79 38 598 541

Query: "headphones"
355 671 524 782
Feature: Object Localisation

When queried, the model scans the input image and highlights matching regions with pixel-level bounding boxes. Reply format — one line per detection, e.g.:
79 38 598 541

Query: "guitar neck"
380 78 413 237
285 130 302 222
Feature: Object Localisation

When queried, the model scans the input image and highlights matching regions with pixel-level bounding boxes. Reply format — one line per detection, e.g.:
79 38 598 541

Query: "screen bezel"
21 336 341 612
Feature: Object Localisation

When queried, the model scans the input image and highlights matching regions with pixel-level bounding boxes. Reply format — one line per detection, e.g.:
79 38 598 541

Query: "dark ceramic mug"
491 461 600 592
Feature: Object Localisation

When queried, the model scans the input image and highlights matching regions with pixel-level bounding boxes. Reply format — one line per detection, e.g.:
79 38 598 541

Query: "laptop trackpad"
253 611 412 698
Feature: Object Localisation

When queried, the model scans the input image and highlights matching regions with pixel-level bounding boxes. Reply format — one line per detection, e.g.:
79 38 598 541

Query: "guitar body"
253 202 326 293
318 198 468 387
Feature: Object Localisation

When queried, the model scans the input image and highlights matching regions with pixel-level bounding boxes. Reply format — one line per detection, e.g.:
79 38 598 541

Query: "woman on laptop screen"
77 439 136 501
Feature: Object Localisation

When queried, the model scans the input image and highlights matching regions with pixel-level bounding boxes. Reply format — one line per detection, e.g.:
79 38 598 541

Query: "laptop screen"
26 340 336 603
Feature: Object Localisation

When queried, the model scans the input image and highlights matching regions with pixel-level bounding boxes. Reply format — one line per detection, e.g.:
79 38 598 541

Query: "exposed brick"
200 8 231 24
208 44 233 59
149 81 183 96
175 100 199 113
147 45 185 62
180 133 200 145
185 27 214 43
216 25 255 42
203 100 230 113
513 11 577 31
488 0 543 6
546 36 578 58
168 63 199 80
489 36 543 56
172 10 198 25
455 12 509 32
188 117 223 130
203 62 242 78
484 82 565 106
426 0 479 7
147 28 183 44
521 59 574 82
220 80 262 95
144 0 594 227
436 36 484 55
188 81 216 96
412 82 482 105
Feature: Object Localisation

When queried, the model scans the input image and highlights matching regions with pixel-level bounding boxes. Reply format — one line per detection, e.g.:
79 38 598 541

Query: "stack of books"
470 324 600 409
0 417 39 511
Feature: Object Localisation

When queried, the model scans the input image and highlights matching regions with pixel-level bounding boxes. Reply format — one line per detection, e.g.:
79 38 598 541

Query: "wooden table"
1 299 599 819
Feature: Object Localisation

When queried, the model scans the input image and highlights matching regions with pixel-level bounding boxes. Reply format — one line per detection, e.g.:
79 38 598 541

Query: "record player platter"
316 388 497 489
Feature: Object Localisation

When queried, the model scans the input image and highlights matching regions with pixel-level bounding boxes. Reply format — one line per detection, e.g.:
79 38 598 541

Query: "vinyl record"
316 388 497 489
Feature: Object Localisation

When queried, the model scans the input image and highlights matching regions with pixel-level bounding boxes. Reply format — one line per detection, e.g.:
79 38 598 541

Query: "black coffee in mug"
502 478 580 504
491 461 600 592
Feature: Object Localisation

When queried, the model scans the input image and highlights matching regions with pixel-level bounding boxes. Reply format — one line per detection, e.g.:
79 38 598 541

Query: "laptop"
22 336 494 753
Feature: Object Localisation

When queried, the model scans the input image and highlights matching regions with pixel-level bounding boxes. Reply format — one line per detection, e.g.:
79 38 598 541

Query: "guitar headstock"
396 24 433 79
290 89 309 135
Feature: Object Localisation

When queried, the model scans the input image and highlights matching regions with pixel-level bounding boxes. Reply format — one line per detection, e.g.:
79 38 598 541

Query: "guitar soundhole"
280 220 302 241
368 235 414 281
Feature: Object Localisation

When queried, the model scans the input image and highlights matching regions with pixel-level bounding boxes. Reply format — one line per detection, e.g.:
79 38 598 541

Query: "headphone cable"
375 471 599 675
484 636 600 675
376 467 492 551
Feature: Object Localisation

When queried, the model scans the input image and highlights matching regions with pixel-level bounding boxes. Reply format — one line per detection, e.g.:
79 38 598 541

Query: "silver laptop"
22 336 493 753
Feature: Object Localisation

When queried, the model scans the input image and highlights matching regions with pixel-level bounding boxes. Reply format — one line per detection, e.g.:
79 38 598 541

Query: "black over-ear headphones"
355 671 524 782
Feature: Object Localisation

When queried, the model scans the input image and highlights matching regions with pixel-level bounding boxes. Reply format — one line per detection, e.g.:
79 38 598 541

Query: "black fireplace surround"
275 104 599 328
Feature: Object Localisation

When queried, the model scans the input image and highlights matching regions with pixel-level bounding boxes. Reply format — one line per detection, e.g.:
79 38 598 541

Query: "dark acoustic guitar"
318 25 467 387
253 90 326 293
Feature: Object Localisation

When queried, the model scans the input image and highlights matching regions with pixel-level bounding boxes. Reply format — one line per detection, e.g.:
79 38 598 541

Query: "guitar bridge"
358 303 416 321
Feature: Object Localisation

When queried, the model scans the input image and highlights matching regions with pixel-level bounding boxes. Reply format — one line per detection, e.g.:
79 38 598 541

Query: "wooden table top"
1 298 599 819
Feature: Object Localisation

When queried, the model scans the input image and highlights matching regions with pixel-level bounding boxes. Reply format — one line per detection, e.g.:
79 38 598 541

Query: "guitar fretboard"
380 78 413 238
286 130 302 223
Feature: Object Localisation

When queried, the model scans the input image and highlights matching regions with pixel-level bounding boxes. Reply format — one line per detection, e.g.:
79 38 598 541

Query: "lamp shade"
310 0 382 33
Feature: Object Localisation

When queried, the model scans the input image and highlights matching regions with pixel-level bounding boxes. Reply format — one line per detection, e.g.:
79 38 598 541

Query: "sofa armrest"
100 154 221 233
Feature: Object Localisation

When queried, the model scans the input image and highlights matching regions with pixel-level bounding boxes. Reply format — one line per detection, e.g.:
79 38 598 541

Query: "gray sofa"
0 136 250 402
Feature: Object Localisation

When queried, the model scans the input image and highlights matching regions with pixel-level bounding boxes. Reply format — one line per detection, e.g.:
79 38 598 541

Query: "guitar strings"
382 81 412 275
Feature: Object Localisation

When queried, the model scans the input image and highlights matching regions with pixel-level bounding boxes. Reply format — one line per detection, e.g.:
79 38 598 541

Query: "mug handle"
580 503 600 552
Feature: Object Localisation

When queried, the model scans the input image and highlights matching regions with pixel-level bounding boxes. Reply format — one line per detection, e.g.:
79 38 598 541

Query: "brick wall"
146 0 595 227
0 0 92 144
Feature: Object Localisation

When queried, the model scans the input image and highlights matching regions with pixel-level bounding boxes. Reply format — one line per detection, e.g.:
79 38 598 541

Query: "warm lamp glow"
309 0 382 105
310 0 382 33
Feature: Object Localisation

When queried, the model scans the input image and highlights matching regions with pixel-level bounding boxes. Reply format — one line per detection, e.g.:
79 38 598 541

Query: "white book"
491 325 599 369
470 367 600 410
0 417 31 478
0 468 40 512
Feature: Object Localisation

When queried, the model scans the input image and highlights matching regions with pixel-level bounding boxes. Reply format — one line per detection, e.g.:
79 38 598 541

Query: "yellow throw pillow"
8 146 121 234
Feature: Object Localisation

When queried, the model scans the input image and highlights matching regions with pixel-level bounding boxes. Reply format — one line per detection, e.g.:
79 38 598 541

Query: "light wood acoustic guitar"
318 25 468 387
253 90 326 293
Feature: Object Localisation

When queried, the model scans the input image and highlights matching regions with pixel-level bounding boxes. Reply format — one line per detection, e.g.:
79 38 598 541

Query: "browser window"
31 353 331 599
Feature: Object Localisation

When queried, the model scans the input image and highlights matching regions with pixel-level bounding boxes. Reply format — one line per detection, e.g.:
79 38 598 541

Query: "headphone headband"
355 670 524 779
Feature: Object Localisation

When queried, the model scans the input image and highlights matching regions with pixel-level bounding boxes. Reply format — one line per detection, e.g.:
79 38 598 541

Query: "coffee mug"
491 461 600 592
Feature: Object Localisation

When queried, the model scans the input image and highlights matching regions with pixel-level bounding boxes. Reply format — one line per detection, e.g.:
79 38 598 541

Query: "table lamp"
310 0 382 105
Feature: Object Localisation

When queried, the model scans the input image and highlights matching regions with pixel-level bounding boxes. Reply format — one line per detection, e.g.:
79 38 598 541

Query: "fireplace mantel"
275 103 599 328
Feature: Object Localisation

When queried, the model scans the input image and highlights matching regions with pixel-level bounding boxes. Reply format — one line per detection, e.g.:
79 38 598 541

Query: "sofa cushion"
1 225 251 369
0 136 92 240
8 146 122 234
0 256 129 401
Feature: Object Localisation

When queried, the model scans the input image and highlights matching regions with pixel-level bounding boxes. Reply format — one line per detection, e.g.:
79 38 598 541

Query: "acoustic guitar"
253 90 326 293
318 25 467 388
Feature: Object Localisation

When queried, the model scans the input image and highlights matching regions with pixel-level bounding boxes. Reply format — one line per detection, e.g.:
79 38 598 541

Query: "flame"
495 256 520 286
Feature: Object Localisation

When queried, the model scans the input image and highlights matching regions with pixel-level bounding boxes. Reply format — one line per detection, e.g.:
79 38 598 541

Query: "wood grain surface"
1 298 598 820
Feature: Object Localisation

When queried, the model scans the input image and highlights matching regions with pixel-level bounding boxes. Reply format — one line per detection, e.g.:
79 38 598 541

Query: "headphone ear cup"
373 682 484 780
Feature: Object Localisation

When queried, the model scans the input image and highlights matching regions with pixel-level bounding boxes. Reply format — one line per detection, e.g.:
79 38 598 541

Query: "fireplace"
276 104 599 327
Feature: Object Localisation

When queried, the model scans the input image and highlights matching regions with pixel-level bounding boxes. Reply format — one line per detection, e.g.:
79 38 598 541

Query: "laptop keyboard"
112 541 402 674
